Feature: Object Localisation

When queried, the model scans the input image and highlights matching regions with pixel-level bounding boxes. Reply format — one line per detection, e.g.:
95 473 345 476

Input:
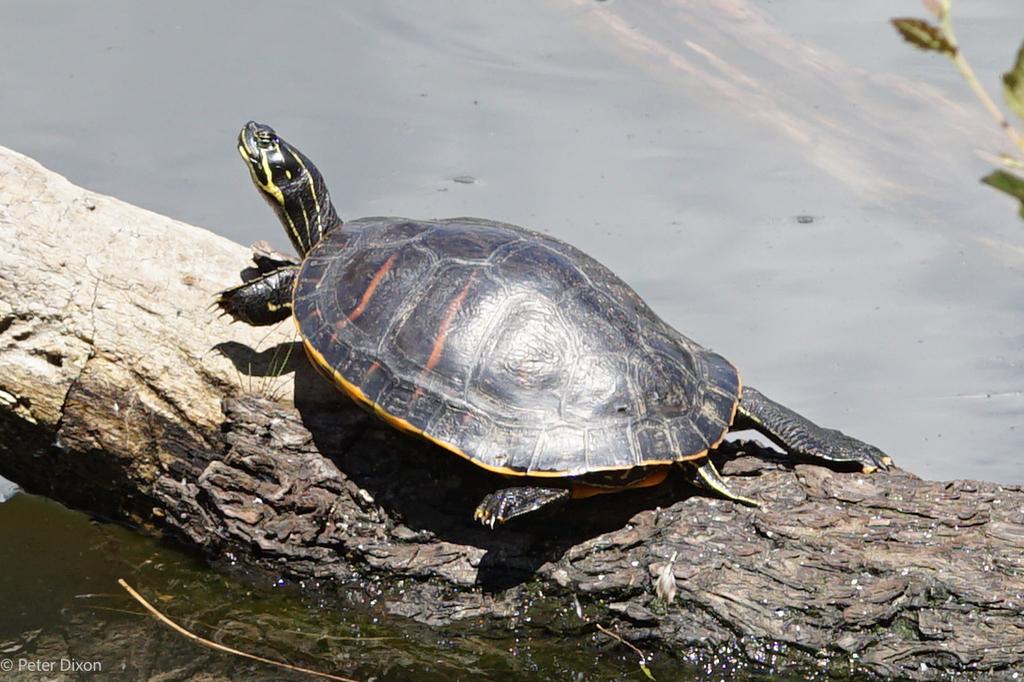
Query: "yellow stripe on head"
257 154 286 207
293 153 322 249
239 140 286 207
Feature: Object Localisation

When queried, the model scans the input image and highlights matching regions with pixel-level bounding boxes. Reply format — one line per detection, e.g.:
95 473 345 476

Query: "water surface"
4 0 1022 483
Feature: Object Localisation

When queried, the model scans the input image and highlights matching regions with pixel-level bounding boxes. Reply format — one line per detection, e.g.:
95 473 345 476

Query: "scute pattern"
294 217 740 476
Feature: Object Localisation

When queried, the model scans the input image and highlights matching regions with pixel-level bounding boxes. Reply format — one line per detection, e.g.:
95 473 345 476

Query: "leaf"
655 561 677 604
654 550 678 604
981 170 1024 222
1002 38 1024 124
891 18 957 57
982 169 1024 200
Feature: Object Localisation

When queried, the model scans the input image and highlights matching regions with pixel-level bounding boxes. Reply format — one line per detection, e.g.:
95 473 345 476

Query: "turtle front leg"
734 386 891 472
216 265 298 326
474 486 571 528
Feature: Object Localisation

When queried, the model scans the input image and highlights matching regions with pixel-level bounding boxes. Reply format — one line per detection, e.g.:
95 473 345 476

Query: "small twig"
118 578 361 682
594 624 656 681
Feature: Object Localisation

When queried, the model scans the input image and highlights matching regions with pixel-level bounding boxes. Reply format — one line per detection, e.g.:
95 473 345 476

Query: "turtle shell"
293 217 740 478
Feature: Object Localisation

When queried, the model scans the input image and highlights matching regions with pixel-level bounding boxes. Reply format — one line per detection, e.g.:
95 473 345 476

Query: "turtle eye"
254 128 277 148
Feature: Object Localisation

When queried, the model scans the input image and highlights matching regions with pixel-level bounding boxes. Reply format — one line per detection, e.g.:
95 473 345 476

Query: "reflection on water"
0 478 17 503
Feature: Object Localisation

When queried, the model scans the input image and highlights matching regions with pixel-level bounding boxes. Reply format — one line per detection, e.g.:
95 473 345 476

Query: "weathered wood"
2 145 1023 681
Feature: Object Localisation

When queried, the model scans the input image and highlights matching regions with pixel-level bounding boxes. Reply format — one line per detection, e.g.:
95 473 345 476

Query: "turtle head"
238 121 341 257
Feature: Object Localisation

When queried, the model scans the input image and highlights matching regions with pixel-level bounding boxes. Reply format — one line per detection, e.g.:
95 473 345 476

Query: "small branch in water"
594 623 656 681
117 578 362 682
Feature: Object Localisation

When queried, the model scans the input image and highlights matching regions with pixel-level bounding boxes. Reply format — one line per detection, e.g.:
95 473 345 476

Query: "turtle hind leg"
216 265 298 326
474 486 571 528
734 386 891 472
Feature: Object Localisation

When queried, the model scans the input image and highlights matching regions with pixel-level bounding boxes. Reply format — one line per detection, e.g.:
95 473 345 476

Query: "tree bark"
2 145 1023 681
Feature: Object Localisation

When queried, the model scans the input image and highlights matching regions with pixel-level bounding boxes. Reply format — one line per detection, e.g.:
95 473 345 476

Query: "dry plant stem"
118 579 361 682
933 0 1024 156
952 50 1024 155
594 624 655 680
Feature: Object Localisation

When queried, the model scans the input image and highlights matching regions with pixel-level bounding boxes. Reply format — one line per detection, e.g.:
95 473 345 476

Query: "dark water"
1 0 1023 679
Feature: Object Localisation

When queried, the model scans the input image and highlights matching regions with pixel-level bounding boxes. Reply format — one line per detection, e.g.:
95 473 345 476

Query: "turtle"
217 121 891 527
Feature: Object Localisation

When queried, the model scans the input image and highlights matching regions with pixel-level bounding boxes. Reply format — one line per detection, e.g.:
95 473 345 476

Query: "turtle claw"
474 486 571 527
823 429 891 472
214 266 298 326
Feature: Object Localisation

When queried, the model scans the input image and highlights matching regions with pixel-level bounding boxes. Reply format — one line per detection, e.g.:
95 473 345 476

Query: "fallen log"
2 144 1023 681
